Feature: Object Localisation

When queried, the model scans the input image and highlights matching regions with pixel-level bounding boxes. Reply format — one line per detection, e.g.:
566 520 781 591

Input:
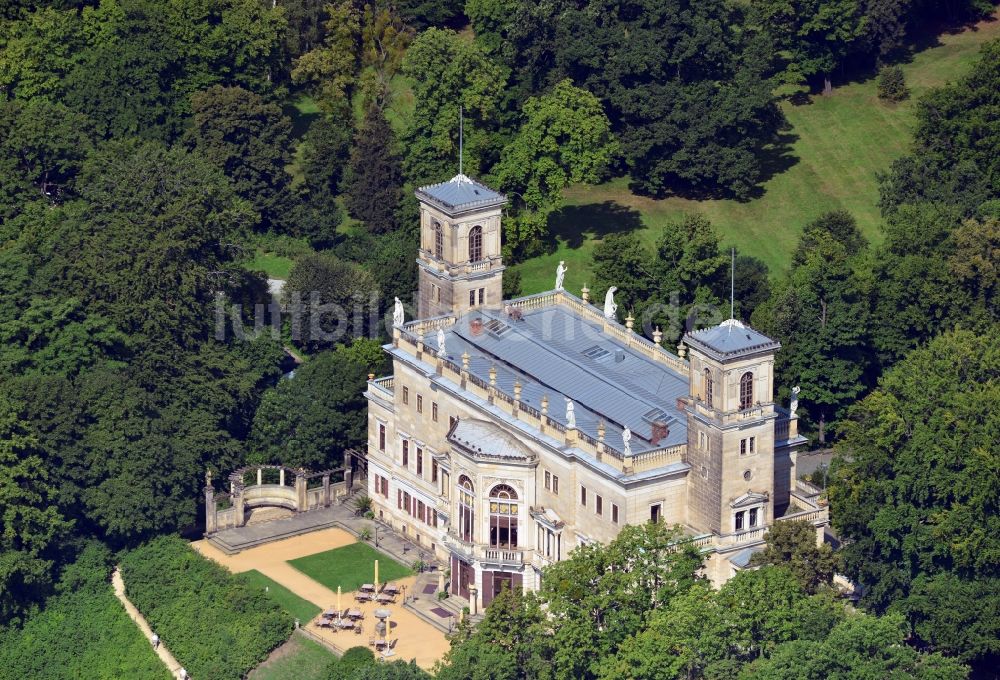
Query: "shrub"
325 645 376 679
877 65 909 102
120 535 292 680
358 527 372 542
0 543 169 679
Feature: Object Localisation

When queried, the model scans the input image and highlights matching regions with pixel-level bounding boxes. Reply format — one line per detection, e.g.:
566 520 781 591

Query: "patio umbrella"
374 559 379 591
373 608 392 619
337 586 342 617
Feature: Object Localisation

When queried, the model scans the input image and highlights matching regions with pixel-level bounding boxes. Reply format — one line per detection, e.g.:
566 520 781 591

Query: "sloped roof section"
415 174 507 215
449 419 534 461
684 319 780 362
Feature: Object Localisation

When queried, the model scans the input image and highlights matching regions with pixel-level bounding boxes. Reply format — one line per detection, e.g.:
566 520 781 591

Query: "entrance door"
650 503 662 523
451 556 474 599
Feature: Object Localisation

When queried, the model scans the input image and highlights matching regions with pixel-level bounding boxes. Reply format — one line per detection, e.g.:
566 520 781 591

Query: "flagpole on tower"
459 105 463 176
731 247 735 321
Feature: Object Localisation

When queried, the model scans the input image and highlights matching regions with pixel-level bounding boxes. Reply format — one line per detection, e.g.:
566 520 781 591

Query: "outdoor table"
360 583 375 592
375 593 394 603
354 593 371 602
373 638 387 649
337 620 355 629
347 608 363 619
382 584 399 594
322 609 338 618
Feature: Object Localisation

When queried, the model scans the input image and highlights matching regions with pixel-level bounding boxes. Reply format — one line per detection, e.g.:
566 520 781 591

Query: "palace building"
364 173 829 612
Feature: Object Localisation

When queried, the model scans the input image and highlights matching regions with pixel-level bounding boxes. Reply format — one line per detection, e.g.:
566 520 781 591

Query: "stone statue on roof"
790 385 800 417
555 261 567 291
437 328 447 358
622 426 632 456
393 297 404 327
604 287 618 320
565 399 576 429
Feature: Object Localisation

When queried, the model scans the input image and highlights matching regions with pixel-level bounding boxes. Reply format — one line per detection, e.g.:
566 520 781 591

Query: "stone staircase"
403 571 484 633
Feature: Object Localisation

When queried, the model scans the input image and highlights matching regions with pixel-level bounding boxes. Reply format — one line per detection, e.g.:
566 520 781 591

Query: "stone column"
539 395 549 435
257 467 262 486
234 485 246 527
815 524 825 547
279 467 285 487
469 585 478 616
488 365 497 405
296 472 307 511
596 420 606 461
513 381 522 418
460 351 470 389
438 570 446 593
345 451 356 492
323 474 331 507
204 470 217 535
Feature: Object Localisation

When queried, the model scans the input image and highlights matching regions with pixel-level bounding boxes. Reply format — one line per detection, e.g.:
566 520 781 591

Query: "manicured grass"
245 251 295 280
247 632 336 680
288 542 413 593
514 13 1000 294
238 569 322 624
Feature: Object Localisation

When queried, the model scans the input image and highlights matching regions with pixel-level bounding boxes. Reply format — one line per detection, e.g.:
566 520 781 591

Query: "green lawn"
238 569 322 624
247 632 336 680
514 14 1000 294
245 250 295 280
288 542 413 593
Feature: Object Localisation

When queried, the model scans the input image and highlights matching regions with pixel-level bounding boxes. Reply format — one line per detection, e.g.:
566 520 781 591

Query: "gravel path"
111 567 188 679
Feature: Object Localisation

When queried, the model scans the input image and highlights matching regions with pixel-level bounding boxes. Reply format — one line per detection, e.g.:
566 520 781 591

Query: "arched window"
704 368 713 408
434 221 444 259
739 372 754 410
458 476 475 542
489 484 518 548
469 225 483 262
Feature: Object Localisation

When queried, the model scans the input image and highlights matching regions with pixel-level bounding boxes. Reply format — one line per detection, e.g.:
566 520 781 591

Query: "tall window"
458 476 475 542
416 447 423 476
469 225 483 261
739 372 754 409
378 424 385 451
704 368 713 407
489 484 518 548
402 440 409 467
434 221 444 259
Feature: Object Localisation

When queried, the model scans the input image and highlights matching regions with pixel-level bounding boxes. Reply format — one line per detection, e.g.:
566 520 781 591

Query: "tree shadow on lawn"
548 201 644 249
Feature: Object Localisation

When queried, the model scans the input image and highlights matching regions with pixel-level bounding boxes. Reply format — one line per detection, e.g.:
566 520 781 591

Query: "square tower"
415 174 507 319
681 319 782 536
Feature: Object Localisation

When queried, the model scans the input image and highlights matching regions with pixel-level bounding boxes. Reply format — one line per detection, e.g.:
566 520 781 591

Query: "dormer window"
469 225 483 262
434 221 444 259
739 372 754 410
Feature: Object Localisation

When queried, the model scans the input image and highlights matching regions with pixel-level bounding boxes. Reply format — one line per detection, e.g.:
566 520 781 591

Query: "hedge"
120 535 293 680
0 543 170 679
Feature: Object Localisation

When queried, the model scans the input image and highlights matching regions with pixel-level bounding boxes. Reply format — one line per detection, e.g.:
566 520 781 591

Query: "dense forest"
1 0 998 677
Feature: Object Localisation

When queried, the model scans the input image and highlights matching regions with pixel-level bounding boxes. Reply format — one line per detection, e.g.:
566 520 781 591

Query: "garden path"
111 567 187 679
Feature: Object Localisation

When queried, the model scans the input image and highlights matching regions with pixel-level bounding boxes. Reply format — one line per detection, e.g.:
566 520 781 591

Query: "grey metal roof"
449 419 533 461
728 546 763 569
424 304 690 454
684 319 779 362
415 174 507 215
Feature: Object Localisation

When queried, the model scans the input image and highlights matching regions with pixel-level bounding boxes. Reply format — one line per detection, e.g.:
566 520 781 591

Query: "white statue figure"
604 286 618 320
565 399 576 429
790 386 801 417
555 260 568 291
622 426 632 457
437 328 447 358
392 297 404 327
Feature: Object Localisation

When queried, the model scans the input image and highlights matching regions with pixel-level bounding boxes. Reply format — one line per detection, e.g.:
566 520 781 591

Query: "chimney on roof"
651 421 669 445
614 349 626 363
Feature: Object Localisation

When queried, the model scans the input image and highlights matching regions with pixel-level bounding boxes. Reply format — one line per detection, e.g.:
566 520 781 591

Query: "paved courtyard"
192 529 451 670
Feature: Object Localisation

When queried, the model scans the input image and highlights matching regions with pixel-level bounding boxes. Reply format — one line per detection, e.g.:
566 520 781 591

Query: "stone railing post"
539 395 549 434
256 467 262 486
279 467 286 487
460 351 470 389
323 474 331 507
488 365 497 405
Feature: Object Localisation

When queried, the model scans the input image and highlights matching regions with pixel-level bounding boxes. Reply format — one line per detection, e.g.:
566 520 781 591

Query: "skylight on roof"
642 407 669 423
484 318 511 337
582 345 611 360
